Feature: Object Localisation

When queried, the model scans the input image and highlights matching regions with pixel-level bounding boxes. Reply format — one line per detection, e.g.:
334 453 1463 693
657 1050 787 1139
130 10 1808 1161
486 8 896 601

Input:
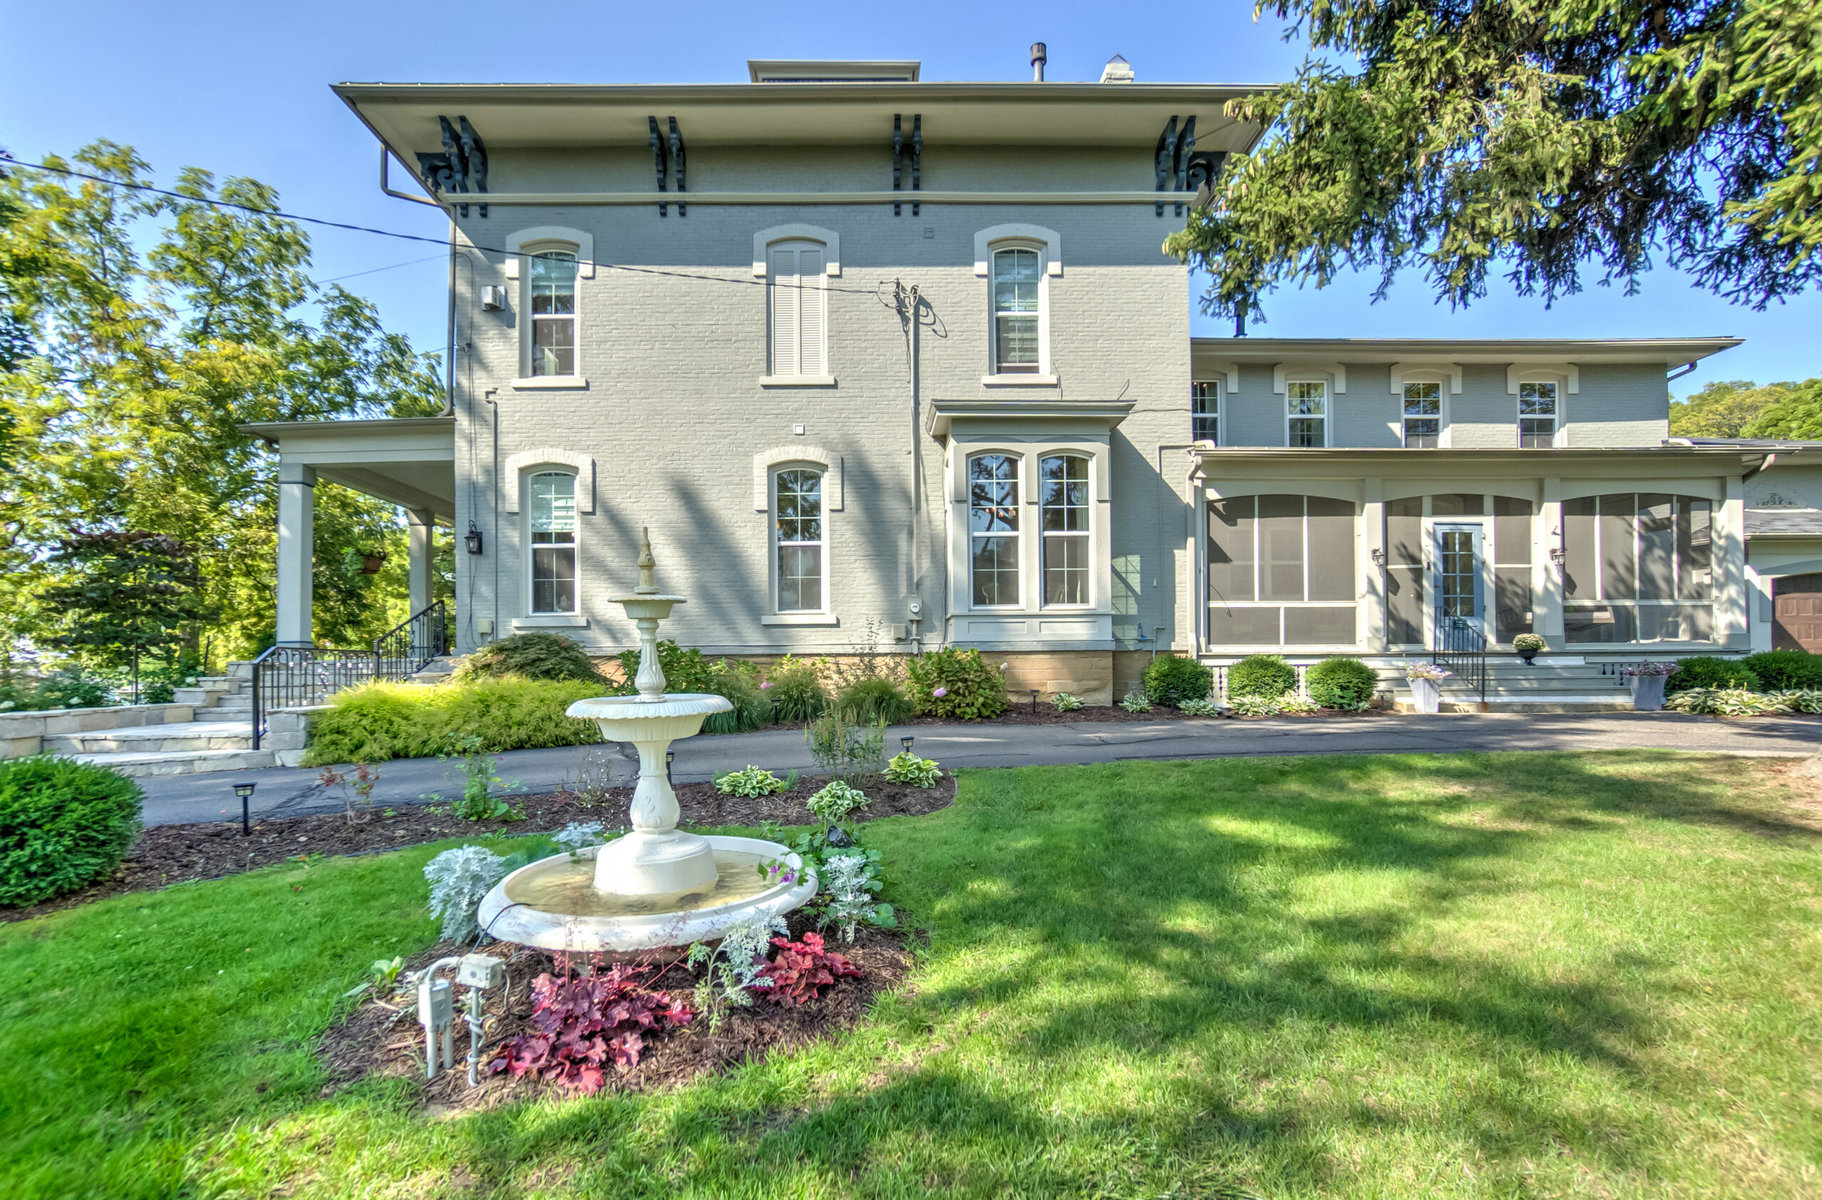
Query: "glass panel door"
1433 524 1485 639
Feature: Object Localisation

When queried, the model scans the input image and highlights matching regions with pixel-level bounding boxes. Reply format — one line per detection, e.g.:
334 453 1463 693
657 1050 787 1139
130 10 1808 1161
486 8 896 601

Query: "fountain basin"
566 692 732 740
476 835 818 951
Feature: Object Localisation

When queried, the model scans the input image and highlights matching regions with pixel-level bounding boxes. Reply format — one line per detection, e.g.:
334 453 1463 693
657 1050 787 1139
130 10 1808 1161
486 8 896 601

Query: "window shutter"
796 246 824 376
770 246 799 376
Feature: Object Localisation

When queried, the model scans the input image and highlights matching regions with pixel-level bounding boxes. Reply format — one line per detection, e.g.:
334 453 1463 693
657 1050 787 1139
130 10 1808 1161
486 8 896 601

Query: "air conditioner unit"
480 284 507 311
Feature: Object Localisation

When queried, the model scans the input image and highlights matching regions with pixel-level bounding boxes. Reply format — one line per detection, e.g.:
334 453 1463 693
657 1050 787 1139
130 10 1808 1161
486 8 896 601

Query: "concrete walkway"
134 711 1822 828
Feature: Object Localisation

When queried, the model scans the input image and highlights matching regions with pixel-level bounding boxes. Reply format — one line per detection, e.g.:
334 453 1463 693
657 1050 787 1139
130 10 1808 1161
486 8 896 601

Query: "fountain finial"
634 526 658 595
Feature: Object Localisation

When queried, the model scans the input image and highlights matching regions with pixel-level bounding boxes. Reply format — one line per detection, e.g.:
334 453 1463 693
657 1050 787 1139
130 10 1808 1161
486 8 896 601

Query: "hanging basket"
359 551 388 575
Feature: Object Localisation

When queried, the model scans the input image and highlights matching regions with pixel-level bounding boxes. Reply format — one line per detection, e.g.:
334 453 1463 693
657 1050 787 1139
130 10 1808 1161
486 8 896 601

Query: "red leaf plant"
753 931 862 1007
491 962 693 1095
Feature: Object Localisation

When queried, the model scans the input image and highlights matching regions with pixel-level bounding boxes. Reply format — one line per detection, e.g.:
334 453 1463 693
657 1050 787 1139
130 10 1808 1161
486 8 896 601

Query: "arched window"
991 247 1042 374
767 240 828 378
1040 454 1090 605
528 250 578 377
969 453 1021 607
527 471 577 614
774 467 825 613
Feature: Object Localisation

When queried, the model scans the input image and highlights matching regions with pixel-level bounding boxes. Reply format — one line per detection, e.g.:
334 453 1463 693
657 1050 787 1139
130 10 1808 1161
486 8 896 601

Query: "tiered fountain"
477 531 816 950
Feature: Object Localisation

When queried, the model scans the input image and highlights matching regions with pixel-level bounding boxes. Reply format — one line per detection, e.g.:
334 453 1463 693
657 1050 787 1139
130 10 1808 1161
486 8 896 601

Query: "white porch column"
1536 478 1565 641
1359 480 1388 652
275 462 316 647
1715 475 1749 648
407 508 435 616
1746 565 1774 653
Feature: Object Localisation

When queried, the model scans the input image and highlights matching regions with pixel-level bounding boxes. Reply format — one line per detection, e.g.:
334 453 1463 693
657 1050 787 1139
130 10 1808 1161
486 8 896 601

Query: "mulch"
0 773 957 925
922 703 1389 725
317 912 918 1112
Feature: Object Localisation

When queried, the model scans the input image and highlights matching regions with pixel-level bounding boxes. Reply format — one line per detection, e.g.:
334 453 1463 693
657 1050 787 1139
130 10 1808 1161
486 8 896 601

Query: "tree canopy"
1168 1 1822 325
0 144 447 680
1670 375 1822 438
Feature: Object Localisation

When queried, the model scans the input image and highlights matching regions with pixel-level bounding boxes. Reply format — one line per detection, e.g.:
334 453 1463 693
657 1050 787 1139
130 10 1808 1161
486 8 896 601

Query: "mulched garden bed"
318 911 917 1112
0 773 956 925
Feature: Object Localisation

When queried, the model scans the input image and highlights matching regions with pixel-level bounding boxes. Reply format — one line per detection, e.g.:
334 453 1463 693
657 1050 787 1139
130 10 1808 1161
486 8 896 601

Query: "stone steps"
44 720 257 756
71 747 277 777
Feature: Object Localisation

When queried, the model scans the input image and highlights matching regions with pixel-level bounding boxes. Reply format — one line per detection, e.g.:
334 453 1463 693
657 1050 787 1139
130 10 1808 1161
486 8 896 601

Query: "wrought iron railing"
1432 614 1488 705
251 601 449 749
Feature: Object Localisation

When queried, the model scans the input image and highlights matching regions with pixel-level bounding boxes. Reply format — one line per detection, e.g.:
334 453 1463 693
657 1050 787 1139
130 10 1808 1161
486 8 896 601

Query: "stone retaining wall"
0 703 198 758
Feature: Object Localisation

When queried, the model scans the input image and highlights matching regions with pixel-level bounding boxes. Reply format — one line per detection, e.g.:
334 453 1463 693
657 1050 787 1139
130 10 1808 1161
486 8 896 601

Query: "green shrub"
765 659 827 723
611 639 720 695
1226 654 1297 699
1306 658 1378 711
1119 691 1153 713
304 678 604 765
1665 687 1791 716
835 676 915 725
702 667 774 734
1664 656 1760 693
453 633 602 683
1142 656 1213 706
1741 650 1822 691
715 766 788 797
0 756 143 906
883 751 942 787
906 648 1008 720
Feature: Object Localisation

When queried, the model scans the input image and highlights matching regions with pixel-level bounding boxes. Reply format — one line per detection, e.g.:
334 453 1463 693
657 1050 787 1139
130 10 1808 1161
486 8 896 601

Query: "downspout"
1744 452 1777 482
909 283 923 654
379 147 442 208
442 219 457 416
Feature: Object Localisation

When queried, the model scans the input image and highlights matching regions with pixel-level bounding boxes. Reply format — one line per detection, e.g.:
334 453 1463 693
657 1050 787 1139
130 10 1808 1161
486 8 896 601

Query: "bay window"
1040 454 1089 605
969 453 1021 606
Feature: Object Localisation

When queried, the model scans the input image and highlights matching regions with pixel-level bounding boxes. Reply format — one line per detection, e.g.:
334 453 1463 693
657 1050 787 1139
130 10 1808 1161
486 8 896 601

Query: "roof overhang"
1193 337 1742 371
239 417 456 521
1189 445 1769 485
925 398 1136 440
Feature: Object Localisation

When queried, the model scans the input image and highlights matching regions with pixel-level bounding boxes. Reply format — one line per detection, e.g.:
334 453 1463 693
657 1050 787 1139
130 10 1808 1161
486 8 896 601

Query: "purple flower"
932 686 948 698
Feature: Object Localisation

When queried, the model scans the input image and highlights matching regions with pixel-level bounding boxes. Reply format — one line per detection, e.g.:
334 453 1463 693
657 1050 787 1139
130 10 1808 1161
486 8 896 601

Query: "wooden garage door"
1773 573 1822 652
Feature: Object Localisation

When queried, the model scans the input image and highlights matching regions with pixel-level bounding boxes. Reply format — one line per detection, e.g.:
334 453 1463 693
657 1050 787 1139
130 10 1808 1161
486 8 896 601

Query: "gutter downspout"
442 219 457 417
908 283 924 654
379 147 443 208
1744 452 1776 482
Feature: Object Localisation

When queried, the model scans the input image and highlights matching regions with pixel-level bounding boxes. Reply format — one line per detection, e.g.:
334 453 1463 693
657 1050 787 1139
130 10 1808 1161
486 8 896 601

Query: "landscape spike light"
233 781 256 836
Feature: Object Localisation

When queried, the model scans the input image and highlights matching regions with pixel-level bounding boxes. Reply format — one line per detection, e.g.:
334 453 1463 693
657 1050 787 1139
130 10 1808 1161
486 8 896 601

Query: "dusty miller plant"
552 821 608 852
424 845 508 943
685 912 788 1030
819 851 896 944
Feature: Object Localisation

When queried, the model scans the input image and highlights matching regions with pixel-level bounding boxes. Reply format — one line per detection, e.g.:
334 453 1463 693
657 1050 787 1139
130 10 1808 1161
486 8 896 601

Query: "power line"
2 156 891 296
313 253 445 285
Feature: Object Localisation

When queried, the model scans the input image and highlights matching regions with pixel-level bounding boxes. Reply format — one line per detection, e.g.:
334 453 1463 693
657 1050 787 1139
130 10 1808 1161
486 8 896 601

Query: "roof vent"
1099 54 1134 83
1030 42 1047 82
747 60 920 83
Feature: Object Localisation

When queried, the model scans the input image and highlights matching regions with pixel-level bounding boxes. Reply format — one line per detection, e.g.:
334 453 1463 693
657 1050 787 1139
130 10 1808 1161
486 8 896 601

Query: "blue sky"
4 0 1816 397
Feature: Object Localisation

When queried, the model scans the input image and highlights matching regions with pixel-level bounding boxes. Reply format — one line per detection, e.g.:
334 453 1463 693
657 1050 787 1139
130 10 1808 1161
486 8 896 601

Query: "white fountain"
476 530 816 950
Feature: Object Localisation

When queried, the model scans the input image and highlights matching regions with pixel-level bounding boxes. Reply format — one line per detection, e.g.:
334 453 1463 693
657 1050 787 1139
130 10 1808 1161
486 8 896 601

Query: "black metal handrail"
1433 614 1488 705
251 601 451 749
375 598 448 678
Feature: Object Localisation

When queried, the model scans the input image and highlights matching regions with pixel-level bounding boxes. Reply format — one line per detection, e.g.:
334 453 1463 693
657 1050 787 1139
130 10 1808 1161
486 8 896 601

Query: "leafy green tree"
1670 379 1797 438
1745 378 1822 440
1168 1 1822 324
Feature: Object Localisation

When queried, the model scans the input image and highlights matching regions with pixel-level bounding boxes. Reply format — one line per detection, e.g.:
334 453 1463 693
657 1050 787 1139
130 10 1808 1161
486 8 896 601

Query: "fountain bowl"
477 835 818 951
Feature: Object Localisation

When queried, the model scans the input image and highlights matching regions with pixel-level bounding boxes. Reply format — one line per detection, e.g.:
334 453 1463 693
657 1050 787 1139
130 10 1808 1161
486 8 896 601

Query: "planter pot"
1517 649 1538 665
1629 674 1668 712
359 553 387 575
1409 677 1442 714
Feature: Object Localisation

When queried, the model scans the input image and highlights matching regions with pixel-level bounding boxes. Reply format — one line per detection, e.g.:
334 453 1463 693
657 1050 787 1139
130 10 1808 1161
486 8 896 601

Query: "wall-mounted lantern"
464 523 484 556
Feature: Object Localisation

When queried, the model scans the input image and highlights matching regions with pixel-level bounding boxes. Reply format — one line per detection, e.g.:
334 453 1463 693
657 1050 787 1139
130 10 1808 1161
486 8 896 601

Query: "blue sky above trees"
5 0 1816 396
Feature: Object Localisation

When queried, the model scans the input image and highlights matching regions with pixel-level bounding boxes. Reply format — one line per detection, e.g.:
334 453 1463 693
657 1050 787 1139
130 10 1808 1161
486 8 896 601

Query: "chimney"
1030 42 1047 82
1099 54 1134 83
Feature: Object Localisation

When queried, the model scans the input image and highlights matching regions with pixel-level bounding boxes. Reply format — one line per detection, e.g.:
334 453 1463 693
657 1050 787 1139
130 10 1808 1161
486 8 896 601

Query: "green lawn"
3 752 1820 1199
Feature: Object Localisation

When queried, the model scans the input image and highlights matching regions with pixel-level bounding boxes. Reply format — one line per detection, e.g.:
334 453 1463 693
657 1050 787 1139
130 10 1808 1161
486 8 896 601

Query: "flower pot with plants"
1512 633 1546 665
1621 660 1679 711
1403 661 1451 714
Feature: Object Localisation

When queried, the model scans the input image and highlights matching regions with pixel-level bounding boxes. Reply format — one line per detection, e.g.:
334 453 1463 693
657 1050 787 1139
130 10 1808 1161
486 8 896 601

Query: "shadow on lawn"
406 753 1807 1195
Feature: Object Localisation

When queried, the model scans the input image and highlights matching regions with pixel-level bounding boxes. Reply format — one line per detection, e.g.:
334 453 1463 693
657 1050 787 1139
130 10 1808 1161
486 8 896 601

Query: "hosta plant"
1119 690 1153 713
1178 697 1223 717
1665 688 1793 716
1279 691 1320 716
754 931 862 1006
1050 692 1085 712
491 963 693 1094
1226 692 1284 718
715 765 788 797
807 780 870 825
883 751 942 788
819 850 897 943
424 845 507 943
1773 689 1822 714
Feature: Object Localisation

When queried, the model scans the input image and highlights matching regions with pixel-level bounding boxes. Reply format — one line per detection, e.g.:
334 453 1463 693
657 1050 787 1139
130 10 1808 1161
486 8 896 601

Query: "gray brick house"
245 58 1822 705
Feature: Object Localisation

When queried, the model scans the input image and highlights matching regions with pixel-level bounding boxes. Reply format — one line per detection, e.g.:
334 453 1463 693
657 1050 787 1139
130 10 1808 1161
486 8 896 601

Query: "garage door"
1773 573 1822 652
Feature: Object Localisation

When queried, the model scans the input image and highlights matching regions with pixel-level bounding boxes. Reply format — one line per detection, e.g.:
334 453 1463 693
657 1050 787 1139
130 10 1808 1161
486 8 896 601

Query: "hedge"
1664 656 1760 694
304 678 606 765
0 756 143 907
451 633 603 683
1741 650 1822 692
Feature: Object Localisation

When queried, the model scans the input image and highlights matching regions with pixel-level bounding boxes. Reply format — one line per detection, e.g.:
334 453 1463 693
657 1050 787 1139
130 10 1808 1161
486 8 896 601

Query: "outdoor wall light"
1549 546 1567 566
1370 547 1386 568
233 782 256 837
464 523 484 555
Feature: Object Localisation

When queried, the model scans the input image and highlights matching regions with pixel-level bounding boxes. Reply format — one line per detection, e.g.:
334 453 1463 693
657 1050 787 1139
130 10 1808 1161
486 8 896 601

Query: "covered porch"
240 417 457 646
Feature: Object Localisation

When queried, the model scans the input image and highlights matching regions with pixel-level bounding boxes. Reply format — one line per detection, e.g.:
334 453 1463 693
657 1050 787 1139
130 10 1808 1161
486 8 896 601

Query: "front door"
1433 524 1485 641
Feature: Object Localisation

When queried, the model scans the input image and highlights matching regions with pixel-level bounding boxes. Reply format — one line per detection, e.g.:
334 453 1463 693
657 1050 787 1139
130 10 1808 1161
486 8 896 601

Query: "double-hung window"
528 472 577 614
1519 382 1558 447
1040 454 1089 605
767 240 827 378
774 468 825 612
969 454 1021 606
1403 382 1441 447
1287 381 1327 447
529 251 578 377
991 247 1041 373
1191 381 1220 444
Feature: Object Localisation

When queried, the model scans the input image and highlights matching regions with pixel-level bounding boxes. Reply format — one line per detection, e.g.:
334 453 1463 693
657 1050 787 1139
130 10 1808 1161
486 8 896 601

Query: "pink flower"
760 681 773 690
932 687 948 698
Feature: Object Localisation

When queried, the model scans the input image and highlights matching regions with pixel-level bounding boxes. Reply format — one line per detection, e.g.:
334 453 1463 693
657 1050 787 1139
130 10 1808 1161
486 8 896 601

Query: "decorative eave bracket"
415 116 489 217
1153 115 1227 217
647 116 688 216
891 114 922 216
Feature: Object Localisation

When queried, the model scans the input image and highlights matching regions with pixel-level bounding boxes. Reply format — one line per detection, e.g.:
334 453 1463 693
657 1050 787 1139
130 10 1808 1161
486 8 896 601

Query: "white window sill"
512 615 589 629
759 375 837 388
512 376 590 391
982 374 1059 387
761 613 839 626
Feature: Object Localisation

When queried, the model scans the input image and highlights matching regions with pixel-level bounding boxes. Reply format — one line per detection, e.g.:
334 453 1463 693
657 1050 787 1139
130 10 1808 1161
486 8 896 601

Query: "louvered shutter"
796 246 824 375
770 246 800 376
768 241 827 377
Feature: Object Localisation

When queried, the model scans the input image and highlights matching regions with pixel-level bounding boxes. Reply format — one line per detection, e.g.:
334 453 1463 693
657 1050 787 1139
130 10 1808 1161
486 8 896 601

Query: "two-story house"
243 58 1822 706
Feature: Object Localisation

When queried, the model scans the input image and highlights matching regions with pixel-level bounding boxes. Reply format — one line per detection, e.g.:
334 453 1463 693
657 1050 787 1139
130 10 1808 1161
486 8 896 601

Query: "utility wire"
2 156 892 296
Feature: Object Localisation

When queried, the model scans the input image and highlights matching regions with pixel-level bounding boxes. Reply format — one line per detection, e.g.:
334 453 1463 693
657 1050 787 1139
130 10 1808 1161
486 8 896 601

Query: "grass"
3 752 1820 1198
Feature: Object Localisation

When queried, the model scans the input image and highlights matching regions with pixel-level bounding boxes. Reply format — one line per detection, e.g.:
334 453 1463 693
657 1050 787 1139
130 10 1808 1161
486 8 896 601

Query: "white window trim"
511 238 585 386
1513 371 1569 448
1038 452 1093 609
1272 363 1347 394
1284 378 1331 448
504 226 595 279
523 469 580 617
752 445 842 511
967 450 1025 610
1191 379 1222 445
751 225 841 277
973 224 1063 277
503 449 596 515
977 226 1059 380
1398 375 1451 448
770 464 830 616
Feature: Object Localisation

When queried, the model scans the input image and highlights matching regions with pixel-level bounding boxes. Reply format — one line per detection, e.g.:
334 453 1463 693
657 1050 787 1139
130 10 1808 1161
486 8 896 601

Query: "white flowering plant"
424 845 508 943
1403 661 1451 682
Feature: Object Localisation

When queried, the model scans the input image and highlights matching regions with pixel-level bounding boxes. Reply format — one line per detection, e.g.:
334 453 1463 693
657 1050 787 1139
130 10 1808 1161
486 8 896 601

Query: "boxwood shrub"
1741 650 1822 692
1226 654 1297 700
1306 658 1378 711
452 633 602 683
907 647 1009 720
1142 656 1213 706
1664 656 1760 694
0 756 143 907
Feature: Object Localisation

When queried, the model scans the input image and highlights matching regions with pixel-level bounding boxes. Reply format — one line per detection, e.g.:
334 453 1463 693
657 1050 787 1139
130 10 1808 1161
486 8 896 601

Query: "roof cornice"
1192 337 1742 367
